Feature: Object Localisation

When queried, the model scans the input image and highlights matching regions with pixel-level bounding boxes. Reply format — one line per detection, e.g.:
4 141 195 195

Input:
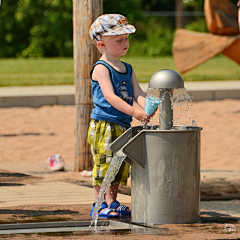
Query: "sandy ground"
0 99 240 173
0 99 240 239
0 99 240 197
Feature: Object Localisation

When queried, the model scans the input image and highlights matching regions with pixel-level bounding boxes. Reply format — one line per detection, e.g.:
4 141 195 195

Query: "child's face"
102 34 129 57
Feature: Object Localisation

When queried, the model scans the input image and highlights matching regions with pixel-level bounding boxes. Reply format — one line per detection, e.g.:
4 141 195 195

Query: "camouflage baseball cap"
89 14 136 44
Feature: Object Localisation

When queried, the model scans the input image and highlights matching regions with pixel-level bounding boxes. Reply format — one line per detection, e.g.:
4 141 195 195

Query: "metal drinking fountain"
110 69 202 225
149 69 184 130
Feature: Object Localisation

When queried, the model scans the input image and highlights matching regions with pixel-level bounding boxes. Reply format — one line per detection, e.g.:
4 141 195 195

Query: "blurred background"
0 0 239 87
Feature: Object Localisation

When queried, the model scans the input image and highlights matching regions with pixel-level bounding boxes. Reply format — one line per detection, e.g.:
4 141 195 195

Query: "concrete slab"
188 90 214 101
214 89 240 100
0 95 58 108
0 81 240 107
57 95 75 105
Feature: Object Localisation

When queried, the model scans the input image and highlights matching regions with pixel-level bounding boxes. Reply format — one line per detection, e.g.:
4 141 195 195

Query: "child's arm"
93 64 150 123
131 69 146 109
132 69 158 117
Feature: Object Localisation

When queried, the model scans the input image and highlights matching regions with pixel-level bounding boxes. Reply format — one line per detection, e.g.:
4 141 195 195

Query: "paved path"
0 180 130 207
0 81 240 107
1 177 240 218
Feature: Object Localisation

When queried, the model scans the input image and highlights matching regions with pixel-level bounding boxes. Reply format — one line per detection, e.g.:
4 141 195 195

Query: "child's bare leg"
93 185 119 216
93 183 119 204
106 182 130 213
105 182 119 205
93 185 101 200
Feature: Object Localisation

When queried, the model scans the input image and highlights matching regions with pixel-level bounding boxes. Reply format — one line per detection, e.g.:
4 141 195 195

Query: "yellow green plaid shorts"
87 119 130 186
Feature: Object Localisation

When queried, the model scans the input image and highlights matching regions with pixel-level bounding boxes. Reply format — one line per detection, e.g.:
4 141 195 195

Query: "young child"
88 14 152 218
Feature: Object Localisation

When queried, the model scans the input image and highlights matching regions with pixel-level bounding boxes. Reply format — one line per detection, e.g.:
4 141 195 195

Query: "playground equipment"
173 0 240 73
111 69 202 225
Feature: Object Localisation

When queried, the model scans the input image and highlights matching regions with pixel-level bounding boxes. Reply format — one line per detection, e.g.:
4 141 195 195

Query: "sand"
1 99 239 173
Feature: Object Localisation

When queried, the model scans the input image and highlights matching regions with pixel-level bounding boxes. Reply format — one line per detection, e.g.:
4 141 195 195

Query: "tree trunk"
175 0 184 28
73 0 102 171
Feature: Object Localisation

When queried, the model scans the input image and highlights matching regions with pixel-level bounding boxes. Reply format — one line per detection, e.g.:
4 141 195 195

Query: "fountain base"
111 125 202 225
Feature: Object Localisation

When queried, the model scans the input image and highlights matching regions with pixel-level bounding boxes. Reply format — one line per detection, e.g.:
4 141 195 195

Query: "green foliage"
0 0 73 58
128 17 175 57
182 0 205 11
15 0 73 58
142 0 175 11
103 0 144 23
0 0 26 58
0 0 239 58
185 17 208 32
182 0 238 10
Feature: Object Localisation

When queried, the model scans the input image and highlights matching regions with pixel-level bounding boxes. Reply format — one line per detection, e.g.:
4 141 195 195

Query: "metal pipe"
160 89 173 130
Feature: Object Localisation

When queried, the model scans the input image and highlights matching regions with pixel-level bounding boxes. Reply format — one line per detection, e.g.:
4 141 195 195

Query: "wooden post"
73 0 102 171
237 0 240 31
175 0 184 28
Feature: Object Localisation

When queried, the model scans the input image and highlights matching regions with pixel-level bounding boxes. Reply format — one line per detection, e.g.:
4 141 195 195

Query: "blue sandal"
110 201 131 216
90 202 120 218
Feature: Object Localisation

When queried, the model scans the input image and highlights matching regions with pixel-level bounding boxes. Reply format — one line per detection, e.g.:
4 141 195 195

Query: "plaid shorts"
87 119 130 186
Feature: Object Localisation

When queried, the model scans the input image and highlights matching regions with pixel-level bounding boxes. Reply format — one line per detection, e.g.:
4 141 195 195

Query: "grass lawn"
125 56 240 82
0 58 74 87
0 55 239 86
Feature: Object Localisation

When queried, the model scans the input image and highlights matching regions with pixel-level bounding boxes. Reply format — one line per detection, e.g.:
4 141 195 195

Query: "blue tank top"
90 60 134 127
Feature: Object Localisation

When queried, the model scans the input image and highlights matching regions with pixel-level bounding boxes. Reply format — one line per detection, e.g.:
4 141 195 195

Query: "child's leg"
93 183 119 206
106 182 130 213
93 185 101 200
105 182 119 205
93 185 119 216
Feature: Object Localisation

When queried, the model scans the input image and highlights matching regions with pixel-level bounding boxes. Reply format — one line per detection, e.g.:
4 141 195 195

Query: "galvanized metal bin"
111 126 202 225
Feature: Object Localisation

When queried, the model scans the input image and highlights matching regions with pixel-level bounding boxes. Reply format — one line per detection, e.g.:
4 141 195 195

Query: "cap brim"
103 24 136 36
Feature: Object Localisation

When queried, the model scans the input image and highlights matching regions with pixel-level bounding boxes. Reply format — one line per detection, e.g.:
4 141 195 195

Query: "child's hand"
133 109 150 124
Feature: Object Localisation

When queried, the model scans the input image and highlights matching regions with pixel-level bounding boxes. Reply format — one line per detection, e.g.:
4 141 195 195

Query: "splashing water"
145 87 198 128
173 88 199 128
90 152 126 227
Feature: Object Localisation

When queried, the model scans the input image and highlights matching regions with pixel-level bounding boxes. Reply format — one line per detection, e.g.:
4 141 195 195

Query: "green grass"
0 58 74 87
0 55 239 86
123 55 240 82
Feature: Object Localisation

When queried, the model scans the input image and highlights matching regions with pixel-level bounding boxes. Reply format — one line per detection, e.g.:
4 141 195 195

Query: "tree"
0 0 73 58
0 0 25 57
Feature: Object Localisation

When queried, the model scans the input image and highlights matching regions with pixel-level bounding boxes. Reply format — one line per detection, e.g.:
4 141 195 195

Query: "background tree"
0 0 24 57
0 0 238 58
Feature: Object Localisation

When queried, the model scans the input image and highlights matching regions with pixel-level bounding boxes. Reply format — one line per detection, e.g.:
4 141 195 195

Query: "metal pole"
73 0 102 171
159 90 173 130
